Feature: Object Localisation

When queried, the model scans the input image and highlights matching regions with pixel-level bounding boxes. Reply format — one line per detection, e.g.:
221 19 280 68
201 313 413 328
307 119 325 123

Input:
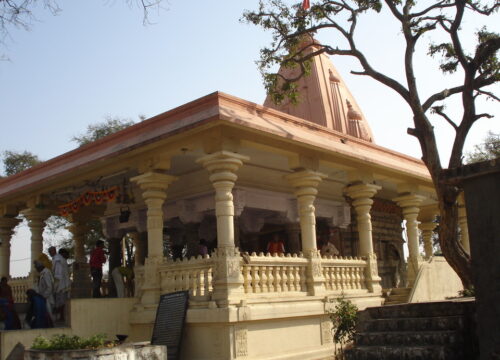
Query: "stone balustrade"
10 275 31 303
241 252 309 295
158 255 214 300
132 252 370 303
321 256 367 292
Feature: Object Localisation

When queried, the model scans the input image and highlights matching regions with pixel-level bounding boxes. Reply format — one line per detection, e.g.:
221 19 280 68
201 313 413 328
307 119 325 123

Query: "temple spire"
263 40 374 143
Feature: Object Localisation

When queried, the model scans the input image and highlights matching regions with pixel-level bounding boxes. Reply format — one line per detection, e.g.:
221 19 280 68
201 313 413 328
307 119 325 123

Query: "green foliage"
31 334 107 350
2 150 41 176
458 287 475 297
328 295 358 344
72 116 135 146
465 131 500 163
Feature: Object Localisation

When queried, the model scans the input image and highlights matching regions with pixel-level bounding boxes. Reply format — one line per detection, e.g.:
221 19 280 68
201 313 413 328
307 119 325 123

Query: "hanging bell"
119 205 131 223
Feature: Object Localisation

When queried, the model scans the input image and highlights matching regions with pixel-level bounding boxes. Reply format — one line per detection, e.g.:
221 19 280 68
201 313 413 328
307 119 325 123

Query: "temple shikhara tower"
0 50 464 359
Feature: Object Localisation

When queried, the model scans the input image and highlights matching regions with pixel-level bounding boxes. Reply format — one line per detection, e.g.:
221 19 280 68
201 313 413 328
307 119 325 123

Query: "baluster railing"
241 253 308 296
321 256 368 293
158 255 214 300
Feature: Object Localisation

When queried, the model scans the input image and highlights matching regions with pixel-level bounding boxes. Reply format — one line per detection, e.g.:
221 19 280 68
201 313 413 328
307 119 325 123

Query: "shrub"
31 334 107 351
459 287 475 297
329 295 358 344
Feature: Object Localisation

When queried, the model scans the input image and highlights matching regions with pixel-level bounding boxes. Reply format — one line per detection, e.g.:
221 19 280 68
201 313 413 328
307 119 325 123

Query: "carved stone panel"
321 318 333 345
234 325 248 358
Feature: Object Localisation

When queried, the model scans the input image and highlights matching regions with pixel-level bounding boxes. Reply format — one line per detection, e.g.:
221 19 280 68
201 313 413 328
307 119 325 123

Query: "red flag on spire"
302 0 310 10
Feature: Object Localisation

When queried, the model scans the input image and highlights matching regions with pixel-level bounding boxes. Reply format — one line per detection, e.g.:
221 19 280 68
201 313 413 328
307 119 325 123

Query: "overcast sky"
1 1 498 276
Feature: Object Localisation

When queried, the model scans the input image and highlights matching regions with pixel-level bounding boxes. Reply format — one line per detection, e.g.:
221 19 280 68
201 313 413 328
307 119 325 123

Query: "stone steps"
357 315 464 332
345 300 476 360
383 287 411 305
354 330 462 346
345 345 460 360
368 301 471 318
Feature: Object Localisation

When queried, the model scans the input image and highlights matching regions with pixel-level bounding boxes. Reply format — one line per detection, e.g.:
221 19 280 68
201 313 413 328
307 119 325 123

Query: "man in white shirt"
49 247 71 322
34 260 55 324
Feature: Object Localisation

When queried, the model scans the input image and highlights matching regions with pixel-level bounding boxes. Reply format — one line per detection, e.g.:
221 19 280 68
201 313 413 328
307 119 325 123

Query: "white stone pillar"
131 171 177 310
286 170 326 253
0 217 21 278
286 170 326 296
132 172 177 260
22 209 51 273
420 222 437 260
394 194 424 286
457 193 470 254
68 220 87 263
344 183 381 293
197 151 248 249
197 151 248 305
68 218 92 298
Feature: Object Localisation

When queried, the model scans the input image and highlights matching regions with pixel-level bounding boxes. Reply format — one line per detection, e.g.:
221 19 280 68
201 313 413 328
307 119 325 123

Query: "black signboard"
151 291 189 360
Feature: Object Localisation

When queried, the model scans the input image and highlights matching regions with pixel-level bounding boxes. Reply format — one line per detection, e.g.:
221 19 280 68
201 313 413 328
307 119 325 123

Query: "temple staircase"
345 300 477 360
383 287 412 305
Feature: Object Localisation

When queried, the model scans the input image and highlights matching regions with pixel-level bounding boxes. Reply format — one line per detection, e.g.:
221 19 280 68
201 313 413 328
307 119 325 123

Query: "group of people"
26 246 71 329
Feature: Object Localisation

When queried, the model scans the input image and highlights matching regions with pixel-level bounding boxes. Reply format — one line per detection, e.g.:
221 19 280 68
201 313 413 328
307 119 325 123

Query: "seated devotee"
267 233 285 255
25 289 53 329
0 277 21 330
198 239 209 256
321 241 340 256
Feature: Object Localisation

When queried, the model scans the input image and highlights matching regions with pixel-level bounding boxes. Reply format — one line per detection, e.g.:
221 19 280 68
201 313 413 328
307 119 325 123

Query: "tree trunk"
435 182 473 289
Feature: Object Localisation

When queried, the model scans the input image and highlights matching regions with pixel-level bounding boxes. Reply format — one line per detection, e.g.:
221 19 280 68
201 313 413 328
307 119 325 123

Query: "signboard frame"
151 290 189 360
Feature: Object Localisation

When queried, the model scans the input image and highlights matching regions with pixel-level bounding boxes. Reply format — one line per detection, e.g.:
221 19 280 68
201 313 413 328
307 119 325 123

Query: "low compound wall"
0 298 136 360
409 256 463 303
24 342 166 360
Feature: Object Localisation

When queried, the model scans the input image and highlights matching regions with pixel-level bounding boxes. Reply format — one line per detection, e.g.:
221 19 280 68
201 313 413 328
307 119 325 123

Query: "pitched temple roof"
264 40 374 142
0 51 434 209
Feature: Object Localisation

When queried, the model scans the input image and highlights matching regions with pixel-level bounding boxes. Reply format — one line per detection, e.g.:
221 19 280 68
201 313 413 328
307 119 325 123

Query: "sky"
1 1 498 276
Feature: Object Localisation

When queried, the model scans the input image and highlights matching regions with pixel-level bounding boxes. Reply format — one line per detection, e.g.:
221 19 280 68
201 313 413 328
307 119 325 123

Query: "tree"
2 116 138 261
244 0 499 288
0 0 166 55
465 130 500 163
2 150 41 176
72 116 135 146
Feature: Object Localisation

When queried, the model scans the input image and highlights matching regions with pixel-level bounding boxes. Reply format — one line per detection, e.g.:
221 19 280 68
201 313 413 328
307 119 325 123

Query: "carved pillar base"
366 253 382 293
211 247 244 307
305 249 325 296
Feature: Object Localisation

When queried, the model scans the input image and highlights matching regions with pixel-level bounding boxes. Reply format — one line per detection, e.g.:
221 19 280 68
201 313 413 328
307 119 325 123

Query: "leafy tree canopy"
0 0 165 52
465 131 500 163
71 116 136 146
2 150 41 176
